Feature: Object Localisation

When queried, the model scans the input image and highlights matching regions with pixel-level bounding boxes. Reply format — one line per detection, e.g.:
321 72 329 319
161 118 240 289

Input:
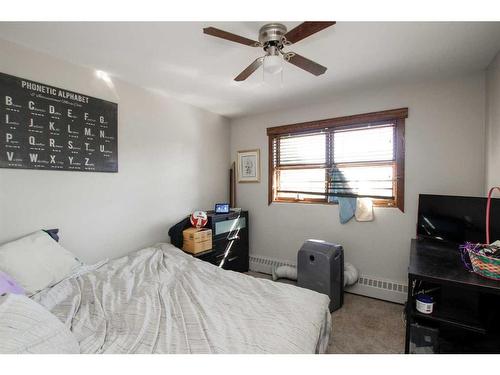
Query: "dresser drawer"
213 235 246 254
213 249 247 271
212 239 240 259
220 252 246 272
213 216 247 239
212 237 248 271
195 250 216 264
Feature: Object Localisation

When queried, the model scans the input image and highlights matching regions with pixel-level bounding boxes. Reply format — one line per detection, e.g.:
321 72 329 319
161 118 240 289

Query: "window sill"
272 199 328 205
270 198 399 209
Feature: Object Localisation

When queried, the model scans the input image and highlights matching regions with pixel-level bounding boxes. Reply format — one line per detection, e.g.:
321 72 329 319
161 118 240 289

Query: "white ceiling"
0 22 499 118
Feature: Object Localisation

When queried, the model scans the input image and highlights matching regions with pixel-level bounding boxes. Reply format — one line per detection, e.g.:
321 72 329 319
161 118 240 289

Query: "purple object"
460 242 482 272
0 271 25 295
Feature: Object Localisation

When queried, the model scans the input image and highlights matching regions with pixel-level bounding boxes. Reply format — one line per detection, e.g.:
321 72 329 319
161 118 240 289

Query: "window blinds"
277 132 327 165
273 124 395 200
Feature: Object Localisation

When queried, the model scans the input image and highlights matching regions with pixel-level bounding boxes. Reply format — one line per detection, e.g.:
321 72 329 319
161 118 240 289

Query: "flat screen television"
417 194 500 245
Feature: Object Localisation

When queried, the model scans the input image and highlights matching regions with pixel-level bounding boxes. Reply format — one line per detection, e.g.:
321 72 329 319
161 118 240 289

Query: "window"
267 108 407 211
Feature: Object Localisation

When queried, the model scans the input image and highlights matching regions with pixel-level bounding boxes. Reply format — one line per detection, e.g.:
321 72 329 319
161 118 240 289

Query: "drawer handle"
228 256 238 262
227 235 240 241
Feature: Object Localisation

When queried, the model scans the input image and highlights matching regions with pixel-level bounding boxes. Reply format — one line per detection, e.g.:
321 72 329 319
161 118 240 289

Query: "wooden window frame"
267 108 408 212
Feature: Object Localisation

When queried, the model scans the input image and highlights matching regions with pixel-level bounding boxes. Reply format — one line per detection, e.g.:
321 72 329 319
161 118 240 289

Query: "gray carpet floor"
245 271 405 354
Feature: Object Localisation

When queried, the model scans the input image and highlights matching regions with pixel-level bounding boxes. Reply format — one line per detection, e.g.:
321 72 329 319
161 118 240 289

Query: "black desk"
406 239 500 353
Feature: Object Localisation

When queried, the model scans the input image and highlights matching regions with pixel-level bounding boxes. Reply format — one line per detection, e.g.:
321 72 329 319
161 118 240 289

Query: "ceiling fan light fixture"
203 22 335 81
263 55 283 75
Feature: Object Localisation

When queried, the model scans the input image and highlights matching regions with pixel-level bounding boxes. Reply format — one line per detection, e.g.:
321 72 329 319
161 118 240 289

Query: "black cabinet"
193 211 249 273
405 239 500 353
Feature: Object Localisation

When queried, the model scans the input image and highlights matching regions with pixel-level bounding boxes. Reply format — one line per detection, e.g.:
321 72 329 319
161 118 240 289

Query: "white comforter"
33 244 331 354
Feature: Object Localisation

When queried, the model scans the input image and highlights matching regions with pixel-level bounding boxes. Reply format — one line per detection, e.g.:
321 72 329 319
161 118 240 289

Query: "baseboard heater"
249 254 407 304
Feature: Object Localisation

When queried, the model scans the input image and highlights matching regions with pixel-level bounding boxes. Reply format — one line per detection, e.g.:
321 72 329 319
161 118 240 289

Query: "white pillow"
0 293 80 354
0 231 82 295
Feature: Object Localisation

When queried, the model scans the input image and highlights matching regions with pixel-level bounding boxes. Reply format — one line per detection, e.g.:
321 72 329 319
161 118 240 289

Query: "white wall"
486 51 500 191
0 38 230 262
230 74 486 283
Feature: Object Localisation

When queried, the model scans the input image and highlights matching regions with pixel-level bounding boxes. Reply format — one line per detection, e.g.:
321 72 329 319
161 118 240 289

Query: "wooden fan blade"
234 58 264 81
285 53 327 76
203 27 260 47
284 21 336 44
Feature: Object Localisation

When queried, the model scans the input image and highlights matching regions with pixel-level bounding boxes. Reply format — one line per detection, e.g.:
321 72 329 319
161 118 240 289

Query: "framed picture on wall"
237 149 260 183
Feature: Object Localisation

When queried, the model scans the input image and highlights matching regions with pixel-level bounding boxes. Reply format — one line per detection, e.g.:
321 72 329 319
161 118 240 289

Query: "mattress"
32 243 332 354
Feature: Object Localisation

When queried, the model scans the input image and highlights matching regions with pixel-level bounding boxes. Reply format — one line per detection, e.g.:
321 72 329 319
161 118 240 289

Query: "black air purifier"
297 240 344 312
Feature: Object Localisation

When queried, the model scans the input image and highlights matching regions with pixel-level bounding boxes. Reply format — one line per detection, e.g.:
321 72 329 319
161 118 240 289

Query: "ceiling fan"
203 22 336 81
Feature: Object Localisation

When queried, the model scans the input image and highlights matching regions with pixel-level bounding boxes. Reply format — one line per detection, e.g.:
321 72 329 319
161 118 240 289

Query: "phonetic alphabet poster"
0 72 118 172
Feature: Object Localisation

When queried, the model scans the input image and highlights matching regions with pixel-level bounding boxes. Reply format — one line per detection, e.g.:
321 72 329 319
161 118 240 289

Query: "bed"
29 243 332 354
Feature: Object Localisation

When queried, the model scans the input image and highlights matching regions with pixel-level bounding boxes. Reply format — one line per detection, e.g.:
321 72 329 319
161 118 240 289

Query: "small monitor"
215 203 230 214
